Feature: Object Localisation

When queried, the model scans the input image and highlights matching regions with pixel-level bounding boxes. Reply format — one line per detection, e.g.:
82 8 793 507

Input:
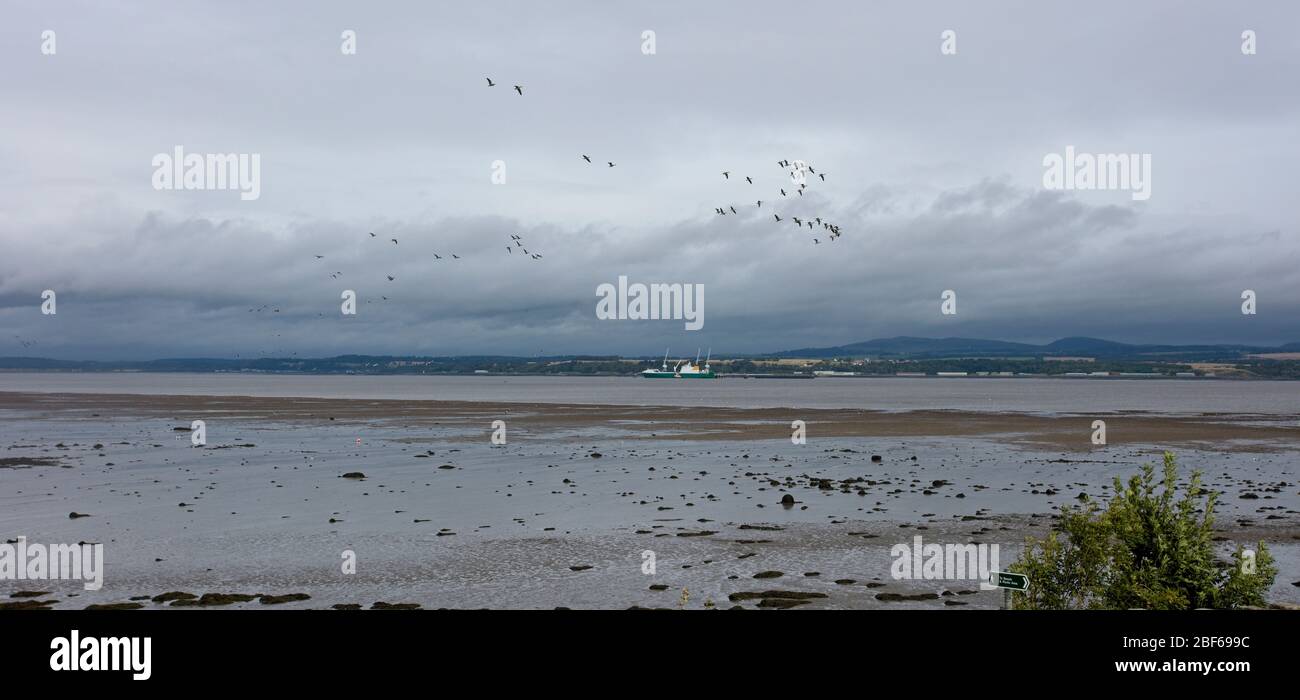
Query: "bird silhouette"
780 189 786 197
452 254 460 259
722 172 730 179
745 176 752 184
390 238 398 245
582 155 591 163
729 206 737 214
756 200 762 207
514 85 523 95
387 275 395 281
314 255 324 259
607 162 616 167
369 232 376 237
774 214 781 222
486 77 495 87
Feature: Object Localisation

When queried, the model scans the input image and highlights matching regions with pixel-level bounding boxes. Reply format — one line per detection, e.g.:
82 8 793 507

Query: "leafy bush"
1009 452 1275 609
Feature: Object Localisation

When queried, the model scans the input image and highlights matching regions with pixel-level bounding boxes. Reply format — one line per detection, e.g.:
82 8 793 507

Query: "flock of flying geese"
715 160 843 244
492 74 843 245
506 233 543 259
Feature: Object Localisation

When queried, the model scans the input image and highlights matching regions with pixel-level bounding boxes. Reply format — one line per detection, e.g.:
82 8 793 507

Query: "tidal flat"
1 388 1296 610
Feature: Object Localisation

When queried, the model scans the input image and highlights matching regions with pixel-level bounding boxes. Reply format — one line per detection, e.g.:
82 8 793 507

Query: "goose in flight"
513 85 523 95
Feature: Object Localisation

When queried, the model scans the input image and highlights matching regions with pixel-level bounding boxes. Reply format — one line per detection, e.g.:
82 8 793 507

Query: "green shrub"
1009 452 1275 609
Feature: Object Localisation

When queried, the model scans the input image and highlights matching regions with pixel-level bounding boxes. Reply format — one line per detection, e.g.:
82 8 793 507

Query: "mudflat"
1 389 1296 610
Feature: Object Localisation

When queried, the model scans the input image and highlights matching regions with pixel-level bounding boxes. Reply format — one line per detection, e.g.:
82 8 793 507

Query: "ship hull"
641 371 716 379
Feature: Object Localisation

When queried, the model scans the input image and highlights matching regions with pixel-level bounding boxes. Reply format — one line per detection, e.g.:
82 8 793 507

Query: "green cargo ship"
641 349 716 379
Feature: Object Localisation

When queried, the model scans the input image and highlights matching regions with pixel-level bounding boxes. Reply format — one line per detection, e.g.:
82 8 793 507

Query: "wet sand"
1 390 1296 610
3 391 1300 451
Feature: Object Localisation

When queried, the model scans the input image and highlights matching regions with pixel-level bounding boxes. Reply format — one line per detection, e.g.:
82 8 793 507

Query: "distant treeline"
3 355 1299 378
787 358 1197 376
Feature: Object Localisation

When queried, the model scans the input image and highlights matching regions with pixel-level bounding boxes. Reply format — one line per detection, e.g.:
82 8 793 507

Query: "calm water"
1 372 1297 415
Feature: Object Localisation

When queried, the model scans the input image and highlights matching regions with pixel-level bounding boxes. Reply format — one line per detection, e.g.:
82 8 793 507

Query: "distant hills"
768 336 1300 360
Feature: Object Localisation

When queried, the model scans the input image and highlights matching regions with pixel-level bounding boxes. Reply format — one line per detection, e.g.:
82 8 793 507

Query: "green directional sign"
992 571 1029 591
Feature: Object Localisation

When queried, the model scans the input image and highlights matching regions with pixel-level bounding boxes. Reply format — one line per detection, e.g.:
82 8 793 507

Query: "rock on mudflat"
259 593 311 605
876 592 940 602
171 593 258 607
756 598 811 608
0 600 57 610
728 591 828 602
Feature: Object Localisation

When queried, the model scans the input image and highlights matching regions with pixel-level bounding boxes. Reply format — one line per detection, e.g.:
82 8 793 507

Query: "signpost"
991 571 1029 609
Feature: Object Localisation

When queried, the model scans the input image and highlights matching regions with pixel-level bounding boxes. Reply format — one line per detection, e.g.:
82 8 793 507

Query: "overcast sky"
2 0 1298 359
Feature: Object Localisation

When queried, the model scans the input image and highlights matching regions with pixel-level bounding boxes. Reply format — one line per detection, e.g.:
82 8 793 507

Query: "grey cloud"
0 1 1297 358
